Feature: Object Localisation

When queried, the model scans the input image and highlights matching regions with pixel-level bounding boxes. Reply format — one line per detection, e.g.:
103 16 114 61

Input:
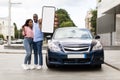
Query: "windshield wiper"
66 37 74 38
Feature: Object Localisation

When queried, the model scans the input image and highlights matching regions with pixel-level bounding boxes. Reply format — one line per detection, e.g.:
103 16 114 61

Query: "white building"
0 17 14 40
85 11 93 30
97 0 120 46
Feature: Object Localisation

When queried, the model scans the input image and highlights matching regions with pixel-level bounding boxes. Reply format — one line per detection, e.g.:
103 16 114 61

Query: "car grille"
63 44 90 52
63 58 90 63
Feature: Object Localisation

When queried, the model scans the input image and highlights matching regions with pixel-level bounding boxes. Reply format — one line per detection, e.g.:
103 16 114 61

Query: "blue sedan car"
46 27 104 68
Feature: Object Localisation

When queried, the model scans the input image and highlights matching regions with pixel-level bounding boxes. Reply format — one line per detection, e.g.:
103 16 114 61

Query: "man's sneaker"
22 64 29 70
28 65 34 70
37 65 42 70
31 65 38 69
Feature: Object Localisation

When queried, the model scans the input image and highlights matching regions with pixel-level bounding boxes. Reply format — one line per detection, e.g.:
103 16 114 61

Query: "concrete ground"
0 44 120 80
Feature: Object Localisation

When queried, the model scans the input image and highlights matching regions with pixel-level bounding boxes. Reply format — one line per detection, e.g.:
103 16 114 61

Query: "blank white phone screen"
42 6 55 33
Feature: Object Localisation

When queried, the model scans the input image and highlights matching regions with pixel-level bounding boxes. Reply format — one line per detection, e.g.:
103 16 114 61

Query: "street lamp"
8 0 21 46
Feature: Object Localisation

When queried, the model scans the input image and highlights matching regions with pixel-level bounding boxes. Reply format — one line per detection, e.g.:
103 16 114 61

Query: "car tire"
94 64 102 69
92 64 102 69
46 56 55 68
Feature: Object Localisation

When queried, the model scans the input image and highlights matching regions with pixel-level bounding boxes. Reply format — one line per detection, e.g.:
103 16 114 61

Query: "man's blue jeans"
23 38 33 64
33 41 43 65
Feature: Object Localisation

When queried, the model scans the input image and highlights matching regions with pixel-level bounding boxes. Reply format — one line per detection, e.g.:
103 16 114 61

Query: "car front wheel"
93 64 102 69
46 56 55 68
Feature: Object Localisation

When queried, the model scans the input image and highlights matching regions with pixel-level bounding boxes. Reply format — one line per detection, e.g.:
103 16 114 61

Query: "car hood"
52 39 93 46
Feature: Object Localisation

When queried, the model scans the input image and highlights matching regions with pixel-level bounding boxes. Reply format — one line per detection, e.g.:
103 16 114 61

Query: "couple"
22 14 43 70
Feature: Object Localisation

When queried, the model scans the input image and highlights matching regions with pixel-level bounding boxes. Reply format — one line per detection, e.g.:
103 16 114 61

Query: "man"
33 14 43 69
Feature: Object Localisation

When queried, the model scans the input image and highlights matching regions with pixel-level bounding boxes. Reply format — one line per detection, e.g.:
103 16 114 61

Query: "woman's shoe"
22 64 29 70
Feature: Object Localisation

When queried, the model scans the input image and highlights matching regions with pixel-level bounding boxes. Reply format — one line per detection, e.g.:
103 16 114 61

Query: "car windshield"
53 28 92 39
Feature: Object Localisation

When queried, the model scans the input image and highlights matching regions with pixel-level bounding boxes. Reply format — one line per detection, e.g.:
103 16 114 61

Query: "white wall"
99 0 120 14
98 14 120 46
97 0 120 46
99 33 111 46
99 32 118 46
115 14 120 45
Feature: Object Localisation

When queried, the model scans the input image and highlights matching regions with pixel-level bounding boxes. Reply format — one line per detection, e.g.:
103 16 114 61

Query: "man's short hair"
33 14 38 17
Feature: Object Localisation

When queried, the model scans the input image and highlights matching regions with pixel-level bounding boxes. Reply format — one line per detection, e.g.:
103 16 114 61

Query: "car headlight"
92 41 103 51
48 42 61 52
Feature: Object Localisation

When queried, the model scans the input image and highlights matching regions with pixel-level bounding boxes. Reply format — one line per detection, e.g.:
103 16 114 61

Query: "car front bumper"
47 49 104 65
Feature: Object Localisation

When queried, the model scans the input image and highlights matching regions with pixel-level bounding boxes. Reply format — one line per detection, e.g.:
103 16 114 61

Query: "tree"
56 9 75 27
13 23 18 39
0 34 4 39
90 10 97 35
19 29 24 39
44 9 76 39
60 21 74 27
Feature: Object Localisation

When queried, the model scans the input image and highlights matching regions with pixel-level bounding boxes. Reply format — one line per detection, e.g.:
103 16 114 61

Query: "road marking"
104 62 120 71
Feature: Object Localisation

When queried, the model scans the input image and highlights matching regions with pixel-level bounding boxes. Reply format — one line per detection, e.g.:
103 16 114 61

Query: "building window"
98 0 102 2
2 21 4 25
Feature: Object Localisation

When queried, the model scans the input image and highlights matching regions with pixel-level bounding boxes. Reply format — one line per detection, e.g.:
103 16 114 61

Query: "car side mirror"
95 35 100 39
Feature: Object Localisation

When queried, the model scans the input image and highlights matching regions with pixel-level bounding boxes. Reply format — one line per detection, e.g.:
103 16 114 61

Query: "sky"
0 0 96 29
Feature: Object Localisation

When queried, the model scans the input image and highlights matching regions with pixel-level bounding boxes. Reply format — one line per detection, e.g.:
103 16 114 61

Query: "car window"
53 28 92 39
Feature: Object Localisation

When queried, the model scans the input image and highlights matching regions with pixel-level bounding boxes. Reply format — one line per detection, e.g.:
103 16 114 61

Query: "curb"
0 50 47 54
103 46 120 50
4 45 47 50
104 62 120 71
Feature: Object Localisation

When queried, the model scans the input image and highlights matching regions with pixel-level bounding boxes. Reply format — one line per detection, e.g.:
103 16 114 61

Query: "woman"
22 19 33 70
